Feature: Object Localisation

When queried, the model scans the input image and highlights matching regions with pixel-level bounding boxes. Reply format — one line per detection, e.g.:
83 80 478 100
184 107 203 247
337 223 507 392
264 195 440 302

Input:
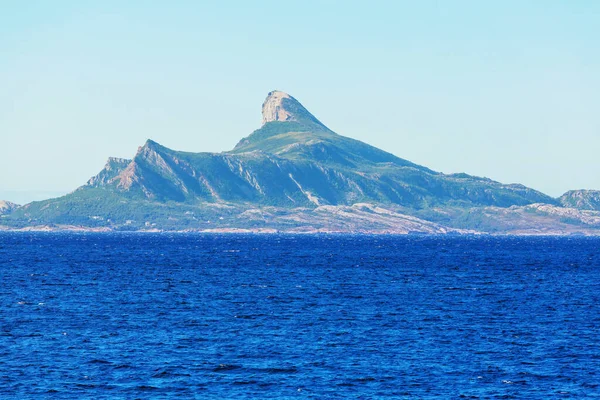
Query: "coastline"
1 224 597 236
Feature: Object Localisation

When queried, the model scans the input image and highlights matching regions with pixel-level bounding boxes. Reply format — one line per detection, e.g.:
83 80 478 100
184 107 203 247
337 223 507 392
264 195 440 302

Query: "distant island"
3 91 600 235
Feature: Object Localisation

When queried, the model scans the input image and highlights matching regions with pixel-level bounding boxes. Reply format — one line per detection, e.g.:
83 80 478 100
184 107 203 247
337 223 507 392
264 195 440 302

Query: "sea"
0 233 599 399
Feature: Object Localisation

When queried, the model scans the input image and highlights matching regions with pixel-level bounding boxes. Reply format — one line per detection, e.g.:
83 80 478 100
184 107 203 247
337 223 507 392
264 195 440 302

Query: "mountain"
3 90 599 234
559 190 600 211
83 90 554 208
0 201 19 215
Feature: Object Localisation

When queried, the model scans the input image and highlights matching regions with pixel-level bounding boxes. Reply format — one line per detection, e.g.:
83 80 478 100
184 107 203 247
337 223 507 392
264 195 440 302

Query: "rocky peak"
86 157 132 187
261 90 328 130
106 157 131 170
0 200 19 215
262 91 295 124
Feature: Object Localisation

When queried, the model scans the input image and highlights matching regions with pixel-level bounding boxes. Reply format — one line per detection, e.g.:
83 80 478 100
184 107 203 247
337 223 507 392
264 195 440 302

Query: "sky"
1 1 599 204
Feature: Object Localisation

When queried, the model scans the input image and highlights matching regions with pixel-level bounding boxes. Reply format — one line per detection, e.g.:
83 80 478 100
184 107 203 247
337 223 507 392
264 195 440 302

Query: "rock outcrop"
559 190 600 211
261 90 328 130
86 157 131 187
0 200 19 215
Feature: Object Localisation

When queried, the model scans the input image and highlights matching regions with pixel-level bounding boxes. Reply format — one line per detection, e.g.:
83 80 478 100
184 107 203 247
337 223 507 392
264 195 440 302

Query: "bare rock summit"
261 90 328 130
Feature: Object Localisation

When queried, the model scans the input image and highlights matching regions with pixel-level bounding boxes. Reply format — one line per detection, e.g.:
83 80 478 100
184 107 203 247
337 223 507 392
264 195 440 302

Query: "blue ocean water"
0 233 599 399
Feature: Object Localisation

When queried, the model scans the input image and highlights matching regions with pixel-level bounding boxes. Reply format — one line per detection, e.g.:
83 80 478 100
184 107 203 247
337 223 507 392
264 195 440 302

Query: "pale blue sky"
1 1 599 204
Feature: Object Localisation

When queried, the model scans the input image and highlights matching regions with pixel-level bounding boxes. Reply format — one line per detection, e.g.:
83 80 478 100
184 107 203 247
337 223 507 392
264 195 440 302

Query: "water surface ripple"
0 233 599 398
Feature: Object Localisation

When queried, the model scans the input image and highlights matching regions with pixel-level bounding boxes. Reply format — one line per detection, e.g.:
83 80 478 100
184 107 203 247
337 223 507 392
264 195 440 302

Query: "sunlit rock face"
261 90 327 129
262 91 295 125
